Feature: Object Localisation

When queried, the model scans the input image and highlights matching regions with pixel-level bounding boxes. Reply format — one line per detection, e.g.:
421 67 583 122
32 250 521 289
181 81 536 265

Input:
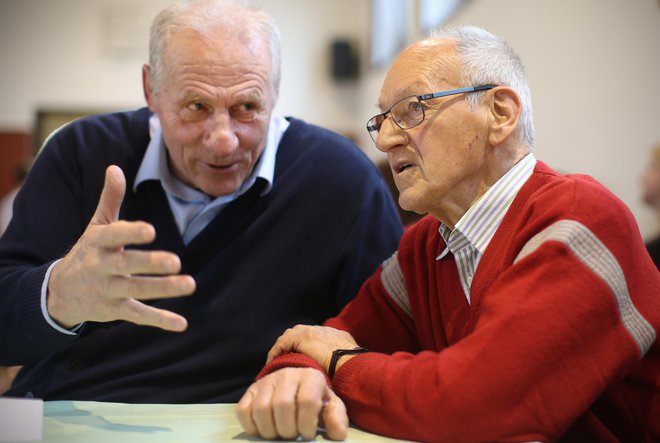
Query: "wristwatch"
328 346 368 379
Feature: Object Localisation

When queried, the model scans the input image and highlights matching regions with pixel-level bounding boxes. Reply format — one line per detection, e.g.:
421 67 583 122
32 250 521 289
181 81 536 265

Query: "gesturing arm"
0 163 196 366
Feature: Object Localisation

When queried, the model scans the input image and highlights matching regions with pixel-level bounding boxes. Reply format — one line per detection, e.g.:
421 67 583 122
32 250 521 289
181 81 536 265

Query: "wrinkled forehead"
379 40 460 106
166 27 271 66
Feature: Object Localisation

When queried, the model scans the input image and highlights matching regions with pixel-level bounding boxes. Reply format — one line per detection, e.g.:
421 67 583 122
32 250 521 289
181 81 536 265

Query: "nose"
203 111 239 155
375 117 407 153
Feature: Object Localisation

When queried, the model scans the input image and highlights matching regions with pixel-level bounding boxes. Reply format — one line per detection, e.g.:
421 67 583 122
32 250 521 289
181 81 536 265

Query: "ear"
487 86 521 146
142 64 156 112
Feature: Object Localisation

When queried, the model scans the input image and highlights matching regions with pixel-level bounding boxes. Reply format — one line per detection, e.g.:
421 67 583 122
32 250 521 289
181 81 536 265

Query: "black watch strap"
328 346 368 379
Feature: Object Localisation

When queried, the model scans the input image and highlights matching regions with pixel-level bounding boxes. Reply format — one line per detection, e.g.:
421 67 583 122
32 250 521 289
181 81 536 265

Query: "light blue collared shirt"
42 113 289 335
134 114 288 244
437 153 537 304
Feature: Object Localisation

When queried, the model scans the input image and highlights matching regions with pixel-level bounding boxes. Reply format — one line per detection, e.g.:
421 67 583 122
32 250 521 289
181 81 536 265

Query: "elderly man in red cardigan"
237 25 660 443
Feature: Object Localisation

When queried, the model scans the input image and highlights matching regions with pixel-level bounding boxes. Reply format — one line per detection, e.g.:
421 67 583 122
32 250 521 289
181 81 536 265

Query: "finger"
266 329 300 363
236 388 259 436
92 165 126 225
271 373 301 439
95 220 156 249
118 298 189 332
108 274 196 301
296 371 326 440
321 390 349 441
102 249 182 276
266 341 285 363
250 381 278 440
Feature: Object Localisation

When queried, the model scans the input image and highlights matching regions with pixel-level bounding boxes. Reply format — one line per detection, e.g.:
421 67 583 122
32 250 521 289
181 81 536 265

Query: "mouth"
392 160 414 175
202 160 240 172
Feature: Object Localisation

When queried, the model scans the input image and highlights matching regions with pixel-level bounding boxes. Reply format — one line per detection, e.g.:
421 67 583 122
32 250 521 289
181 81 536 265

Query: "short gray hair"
148 0 281 96
431 25 535 150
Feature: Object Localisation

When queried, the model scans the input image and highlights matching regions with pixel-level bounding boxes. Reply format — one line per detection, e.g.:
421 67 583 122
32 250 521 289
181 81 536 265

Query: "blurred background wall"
0 0 658 240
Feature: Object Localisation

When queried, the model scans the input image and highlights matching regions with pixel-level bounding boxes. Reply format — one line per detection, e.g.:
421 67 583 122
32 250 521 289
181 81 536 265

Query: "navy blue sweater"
0 108 402 402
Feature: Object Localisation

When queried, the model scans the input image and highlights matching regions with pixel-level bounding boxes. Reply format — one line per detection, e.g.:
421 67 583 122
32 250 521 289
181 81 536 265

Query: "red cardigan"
262 162 660 442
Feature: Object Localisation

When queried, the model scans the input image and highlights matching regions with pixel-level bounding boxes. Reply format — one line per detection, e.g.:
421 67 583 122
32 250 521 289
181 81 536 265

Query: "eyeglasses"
366 84 497 143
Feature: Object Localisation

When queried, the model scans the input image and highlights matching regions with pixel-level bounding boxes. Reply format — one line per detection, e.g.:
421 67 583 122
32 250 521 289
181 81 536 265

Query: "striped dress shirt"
438 153 537 303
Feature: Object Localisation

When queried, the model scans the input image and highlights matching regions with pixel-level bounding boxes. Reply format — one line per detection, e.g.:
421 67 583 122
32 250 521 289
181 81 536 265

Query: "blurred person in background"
0 159 30 236
641 144 660 269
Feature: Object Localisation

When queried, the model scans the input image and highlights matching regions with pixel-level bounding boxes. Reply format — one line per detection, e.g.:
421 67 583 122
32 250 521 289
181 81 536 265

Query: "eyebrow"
234 92 263 104
376 87 419 111
177 90 208 103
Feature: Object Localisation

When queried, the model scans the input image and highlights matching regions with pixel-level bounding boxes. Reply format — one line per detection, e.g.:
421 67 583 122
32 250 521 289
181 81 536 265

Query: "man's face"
641 155 660 210
375 42 491 226
146 29 275 197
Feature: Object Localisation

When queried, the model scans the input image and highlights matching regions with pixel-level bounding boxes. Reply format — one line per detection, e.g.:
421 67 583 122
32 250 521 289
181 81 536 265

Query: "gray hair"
431 25 535 150
148 0 282 97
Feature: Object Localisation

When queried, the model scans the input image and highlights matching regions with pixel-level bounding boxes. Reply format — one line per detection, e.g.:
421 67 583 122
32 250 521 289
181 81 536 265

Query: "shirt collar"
133 114 288 202
438 153 537 259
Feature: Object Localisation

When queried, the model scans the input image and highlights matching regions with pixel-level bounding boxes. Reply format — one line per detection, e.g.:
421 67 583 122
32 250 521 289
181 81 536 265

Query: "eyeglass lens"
367 96 424 143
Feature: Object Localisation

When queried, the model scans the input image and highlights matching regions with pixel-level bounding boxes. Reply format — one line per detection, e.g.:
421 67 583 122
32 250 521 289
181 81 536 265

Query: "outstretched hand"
236 367 349 441
47 165 196 332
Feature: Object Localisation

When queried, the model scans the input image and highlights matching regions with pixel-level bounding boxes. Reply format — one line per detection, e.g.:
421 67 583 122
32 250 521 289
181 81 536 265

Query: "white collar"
133 113 288 202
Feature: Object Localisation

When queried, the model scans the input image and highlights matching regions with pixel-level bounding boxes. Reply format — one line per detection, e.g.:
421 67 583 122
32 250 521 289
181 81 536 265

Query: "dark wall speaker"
331 39 358 80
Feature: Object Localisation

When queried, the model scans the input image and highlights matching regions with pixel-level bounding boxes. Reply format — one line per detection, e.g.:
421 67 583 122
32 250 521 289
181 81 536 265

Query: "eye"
231 101 261 121
187 102 206 112
234 102 259 113
237 103 255 111
407 101 423 115
179 101 210 122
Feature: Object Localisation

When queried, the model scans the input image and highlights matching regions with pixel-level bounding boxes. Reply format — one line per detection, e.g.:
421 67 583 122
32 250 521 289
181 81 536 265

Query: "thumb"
322 390 349 441
92 165 126 225
266 333 295 363
266 343 284 364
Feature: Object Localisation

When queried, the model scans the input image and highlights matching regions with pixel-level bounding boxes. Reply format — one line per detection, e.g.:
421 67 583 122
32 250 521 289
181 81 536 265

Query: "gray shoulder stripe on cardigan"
380 252 412 318
514 219 655 355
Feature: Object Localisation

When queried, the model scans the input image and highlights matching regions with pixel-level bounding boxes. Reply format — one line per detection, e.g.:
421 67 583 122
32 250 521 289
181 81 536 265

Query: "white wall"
0 0 658 240
0 0 162 124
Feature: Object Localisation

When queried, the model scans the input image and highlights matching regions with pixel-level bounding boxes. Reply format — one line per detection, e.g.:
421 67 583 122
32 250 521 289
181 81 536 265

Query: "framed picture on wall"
419 0 468 34
370 0 469 69
33 109 105 154
369 0 408 68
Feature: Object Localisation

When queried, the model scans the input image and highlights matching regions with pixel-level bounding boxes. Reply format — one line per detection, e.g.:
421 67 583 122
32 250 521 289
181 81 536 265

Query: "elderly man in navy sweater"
0 0 402 403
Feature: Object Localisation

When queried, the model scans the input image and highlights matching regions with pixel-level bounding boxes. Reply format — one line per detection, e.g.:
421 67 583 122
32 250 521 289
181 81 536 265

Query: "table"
9 401 411 442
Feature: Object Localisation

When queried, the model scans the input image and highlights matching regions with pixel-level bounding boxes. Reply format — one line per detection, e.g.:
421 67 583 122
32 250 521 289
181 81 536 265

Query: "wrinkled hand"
236 367 349 441
47 165 196 332
267 325 359 374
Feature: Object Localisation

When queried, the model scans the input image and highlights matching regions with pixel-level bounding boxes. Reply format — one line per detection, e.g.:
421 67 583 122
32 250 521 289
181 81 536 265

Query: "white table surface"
3 400 412 442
